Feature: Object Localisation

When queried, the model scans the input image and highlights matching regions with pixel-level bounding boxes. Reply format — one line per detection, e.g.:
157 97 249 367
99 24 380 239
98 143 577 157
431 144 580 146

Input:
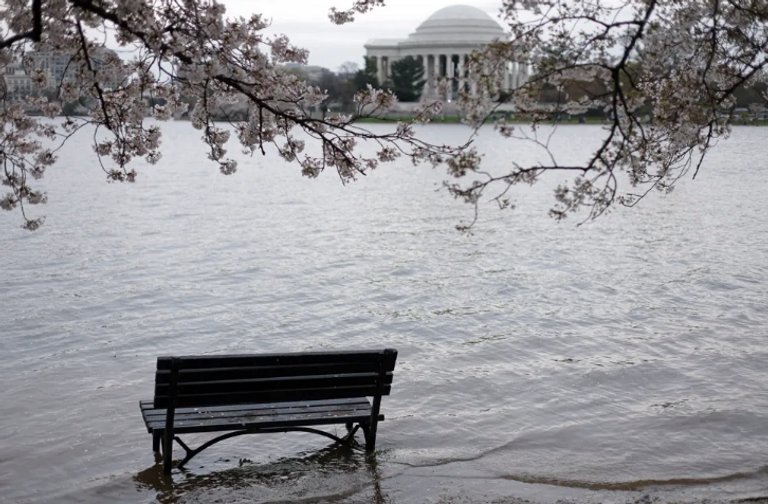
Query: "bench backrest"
153 349 398 409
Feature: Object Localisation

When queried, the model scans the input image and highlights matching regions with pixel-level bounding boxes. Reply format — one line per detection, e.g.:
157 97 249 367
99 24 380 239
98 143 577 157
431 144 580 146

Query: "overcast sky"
221 1 503 72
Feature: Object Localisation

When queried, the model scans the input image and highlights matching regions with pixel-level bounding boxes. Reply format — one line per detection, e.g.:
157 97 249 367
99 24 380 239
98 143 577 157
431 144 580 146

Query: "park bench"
139 348 398 473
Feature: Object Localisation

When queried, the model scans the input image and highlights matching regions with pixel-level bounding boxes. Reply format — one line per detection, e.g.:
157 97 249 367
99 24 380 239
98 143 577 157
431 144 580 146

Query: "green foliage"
388 56 425 102
41 89 59 102
311 68 356 116
733 81 767 108
352 56 379 92
61 101 81 116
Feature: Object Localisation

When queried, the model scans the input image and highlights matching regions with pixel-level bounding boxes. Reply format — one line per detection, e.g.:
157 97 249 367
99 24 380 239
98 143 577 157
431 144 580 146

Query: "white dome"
406 5 505 44
424 4 498 22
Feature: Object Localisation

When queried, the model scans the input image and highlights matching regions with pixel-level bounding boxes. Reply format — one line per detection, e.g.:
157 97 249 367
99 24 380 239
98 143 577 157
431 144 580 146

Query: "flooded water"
1 122 767 504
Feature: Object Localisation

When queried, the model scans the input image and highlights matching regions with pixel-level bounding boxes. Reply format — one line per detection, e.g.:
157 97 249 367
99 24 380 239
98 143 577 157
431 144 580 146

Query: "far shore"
353 116 768 126
27 111 768 127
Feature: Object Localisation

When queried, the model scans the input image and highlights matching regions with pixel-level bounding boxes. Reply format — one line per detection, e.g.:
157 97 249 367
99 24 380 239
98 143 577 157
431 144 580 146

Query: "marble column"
483 60 492 98
427 54 435 98
382 57 389 83
374 56 384 85
457 54 466 97
511 62 518 89
436 54 448 101
418 55 428 97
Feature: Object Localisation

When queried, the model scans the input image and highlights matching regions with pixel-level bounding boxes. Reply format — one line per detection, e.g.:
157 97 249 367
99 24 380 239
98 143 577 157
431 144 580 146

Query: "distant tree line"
532 46 768 119
293 56 426 115
314 53 766 119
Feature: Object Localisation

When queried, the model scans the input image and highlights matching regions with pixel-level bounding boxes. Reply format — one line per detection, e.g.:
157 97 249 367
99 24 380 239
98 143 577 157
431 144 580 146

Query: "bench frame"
139 349 397 473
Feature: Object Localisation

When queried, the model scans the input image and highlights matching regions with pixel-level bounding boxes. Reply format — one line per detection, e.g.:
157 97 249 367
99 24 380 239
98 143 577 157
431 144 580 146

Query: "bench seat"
140 397 384 434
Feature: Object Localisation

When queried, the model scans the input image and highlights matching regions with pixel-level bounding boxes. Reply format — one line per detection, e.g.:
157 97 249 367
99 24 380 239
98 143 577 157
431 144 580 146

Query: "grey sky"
222 1 503 71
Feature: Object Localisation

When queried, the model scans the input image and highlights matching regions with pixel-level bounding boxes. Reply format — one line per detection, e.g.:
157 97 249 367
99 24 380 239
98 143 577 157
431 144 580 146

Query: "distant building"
364 4 529 101
30 48 126 91
282 63 326 84
4 61 33 96
2 48 127 99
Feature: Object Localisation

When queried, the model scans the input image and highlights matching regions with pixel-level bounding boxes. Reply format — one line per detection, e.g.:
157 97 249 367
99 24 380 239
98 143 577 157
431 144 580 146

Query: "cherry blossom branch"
0 0 42 49
1 0 767 231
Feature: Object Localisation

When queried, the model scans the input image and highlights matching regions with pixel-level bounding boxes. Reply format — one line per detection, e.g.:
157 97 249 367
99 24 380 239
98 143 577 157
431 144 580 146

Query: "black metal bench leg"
174 436 197 469
366 425 377 451
341 424 360 443
360 421 378 451
152 432 160 452
162 432 173 474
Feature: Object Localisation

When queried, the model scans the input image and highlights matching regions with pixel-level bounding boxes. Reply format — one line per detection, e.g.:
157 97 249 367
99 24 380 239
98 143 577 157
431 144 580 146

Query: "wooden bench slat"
154 372 393 397
141 397 371 416
140 398 375 434
157 349 397 372
141 397 368 413
155 363 387 383
142 401 372 422
145 405 374 430
148 409 383 434
139 398 373 431
153 384 392 408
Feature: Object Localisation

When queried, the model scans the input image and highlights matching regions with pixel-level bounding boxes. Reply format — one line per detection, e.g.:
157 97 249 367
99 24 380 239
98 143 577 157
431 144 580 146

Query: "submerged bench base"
140 397 382 469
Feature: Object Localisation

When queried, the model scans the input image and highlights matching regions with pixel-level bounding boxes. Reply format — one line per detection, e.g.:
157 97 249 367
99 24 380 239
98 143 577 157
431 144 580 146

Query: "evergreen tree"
352 56 379 92
388 56 425 102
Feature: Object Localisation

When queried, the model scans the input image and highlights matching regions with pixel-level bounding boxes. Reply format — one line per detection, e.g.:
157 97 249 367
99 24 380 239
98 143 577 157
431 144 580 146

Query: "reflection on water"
134 442 385 504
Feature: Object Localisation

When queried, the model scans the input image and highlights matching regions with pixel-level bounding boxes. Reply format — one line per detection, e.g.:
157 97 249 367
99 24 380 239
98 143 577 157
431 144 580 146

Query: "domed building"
364 4 528 100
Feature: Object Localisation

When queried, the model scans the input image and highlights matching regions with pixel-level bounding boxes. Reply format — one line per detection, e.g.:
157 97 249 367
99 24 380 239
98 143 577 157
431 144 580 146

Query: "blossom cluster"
449 0 768 222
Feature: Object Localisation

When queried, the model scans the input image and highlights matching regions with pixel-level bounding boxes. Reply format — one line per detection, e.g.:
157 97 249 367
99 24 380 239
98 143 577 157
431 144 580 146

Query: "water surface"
1 123 767 503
